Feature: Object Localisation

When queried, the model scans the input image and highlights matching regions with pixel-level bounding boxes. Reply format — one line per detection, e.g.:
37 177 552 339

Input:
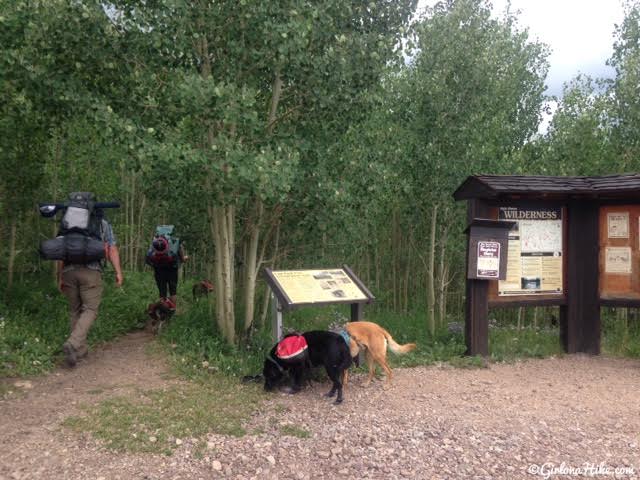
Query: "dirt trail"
1 332 639 479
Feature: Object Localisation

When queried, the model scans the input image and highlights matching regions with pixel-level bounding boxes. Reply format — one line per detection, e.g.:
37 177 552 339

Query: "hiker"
41 192 124 367
145 225 188 311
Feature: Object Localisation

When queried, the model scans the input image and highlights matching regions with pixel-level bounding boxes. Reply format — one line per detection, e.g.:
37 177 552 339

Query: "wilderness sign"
497 206 563 296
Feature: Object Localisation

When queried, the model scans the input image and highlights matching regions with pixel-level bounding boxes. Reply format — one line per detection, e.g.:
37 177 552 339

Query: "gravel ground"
1 331 639 480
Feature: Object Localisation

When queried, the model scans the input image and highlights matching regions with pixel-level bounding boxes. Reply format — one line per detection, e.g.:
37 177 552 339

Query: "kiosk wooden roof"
453 174 640 201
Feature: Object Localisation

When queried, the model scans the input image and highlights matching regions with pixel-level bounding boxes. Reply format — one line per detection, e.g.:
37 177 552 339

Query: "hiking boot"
63 343 77 368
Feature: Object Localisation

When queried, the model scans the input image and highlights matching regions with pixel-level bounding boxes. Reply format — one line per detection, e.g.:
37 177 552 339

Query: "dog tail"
383 329 416 355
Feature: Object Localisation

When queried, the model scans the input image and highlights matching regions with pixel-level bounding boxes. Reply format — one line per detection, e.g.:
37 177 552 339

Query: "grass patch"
64 376 265 454
0 381 15 399
0 272 154 377
280 424 311 438
601 310 640 358
489 326 563 362
448 355 488 369
158 300 273 380
274 403 289 414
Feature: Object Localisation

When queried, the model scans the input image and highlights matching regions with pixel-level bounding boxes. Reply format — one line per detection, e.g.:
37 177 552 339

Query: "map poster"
477 241 500 278
605 246 632 274
268 268 369 305
608 212 629 238
498 206 563 296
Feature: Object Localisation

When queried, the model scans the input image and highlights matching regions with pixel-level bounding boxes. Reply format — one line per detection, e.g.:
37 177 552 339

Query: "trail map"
498 206 563 296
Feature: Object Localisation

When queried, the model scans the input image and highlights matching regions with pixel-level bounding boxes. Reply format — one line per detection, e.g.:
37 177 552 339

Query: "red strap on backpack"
276 335 308 360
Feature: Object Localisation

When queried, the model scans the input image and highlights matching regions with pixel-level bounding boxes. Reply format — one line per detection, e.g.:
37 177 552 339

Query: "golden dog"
345 321 416 388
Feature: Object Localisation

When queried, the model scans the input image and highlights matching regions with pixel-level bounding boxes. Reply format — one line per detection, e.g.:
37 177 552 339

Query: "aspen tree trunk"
403 255 410 312
517 307 524 330
199 27 237 344
242 71 283 334
52 222 58 282
130 173 137 268
365 248 371 287
50 136 62 281
392 208 398 311
243 201 262 332
7 218 17 291
374 243 381 292
224 206 236 342
122 169 129 267
259 221 281 327
438 262 449 326
135 193 147 270
426 204 438 336
209 205 236 343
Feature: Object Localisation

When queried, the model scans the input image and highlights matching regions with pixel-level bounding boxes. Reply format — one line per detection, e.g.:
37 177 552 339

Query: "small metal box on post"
464 219 516 356
465 219 515 281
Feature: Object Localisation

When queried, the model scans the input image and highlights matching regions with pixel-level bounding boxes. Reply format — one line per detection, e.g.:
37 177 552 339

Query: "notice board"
599 205 640 299
497 205 564 296
264 266 374 310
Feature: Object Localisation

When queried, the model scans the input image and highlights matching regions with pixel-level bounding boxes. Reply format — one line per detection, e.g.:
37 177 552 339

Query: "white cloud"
417 0 625 96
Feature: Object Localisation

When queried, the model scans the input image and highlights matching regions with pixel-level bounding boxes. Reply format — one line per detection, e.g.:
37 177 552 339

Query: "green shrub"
5 272 638 380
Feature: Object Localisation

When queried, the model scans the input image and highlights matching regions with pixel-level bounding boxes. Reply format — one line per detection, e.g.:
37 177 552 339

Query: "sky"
416 0 627 131
417 0 626 97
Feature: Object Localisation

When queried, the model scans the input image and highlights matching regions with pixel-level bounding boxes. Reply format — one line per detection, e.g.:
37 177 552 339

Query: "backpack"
275 334 309 365
145 225 181 267
39 192 107 263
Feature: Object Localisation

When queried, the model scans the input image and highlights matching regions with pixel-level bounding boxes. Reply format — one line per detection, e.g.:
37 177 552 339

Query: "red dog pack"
276 335 308 362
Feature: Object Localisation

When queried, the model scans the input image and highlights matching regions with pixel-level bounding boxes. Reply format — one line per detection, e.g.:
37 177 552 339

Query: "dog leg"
291 366 304 393
363 350 375 387
324 367 344 404
372 353 393 389
324 368 338 397
335 384 343 404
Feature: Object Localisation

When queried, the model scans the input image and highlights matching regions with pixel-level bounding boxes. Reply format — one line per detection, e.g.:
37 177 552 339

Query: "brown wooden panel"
464 199 491 356
564 200 600 354
599 205 640 300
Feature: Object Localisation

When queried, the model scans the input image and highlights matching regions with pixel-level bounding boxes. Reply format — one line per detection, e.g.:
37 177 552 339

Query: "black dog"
263 331 352 404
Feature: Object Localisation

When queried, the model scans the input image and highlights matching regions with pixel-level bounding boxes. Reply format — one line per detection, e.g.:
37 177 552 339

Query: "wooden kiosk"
454 174 640 356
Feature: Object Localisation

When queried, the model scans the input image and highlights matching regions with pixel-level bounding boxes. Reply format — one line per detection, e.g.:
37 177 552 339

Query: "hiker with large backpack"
145 225 187 311
39 192 124 368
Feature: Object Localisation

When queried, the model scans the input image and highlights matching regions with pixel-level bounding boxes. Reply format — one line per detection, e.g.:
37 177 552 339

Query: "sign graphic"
477 241 500 278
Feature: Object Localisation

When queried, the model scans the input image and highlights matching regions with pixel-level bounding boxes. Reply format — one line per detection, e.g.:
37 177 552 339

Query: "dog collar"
266 354 285 373
339 329 351 347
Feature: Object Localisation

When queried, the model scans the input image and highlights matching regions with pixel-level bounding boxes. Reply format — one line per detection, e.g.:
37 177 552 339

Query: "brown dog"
146 299 175 334
192 280 214 300
345 321 416 388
